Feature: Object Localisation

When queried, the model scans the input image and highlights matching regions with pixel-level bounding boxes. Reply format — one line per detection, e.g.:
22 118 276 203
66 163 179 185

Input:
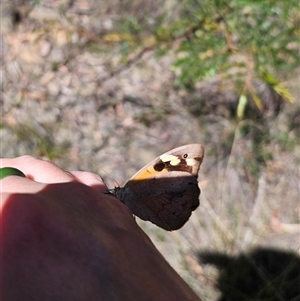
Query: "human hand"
0 156 201 301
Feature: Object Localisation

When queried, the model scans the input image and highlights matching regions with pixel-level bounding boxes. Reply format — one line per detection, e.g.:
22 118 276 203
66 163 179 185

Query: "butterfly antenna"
93 164 120 192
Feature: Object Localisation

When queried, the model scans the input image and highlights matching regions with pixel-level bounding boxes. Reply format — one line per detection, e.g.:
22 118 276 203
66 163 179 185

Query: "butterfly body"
109 144 204 231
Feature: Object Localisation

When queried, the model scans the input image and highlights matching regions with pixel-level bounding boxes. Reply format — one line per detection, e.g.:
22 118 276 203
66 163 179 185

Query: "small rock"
47 81 60 96
39 40 52 57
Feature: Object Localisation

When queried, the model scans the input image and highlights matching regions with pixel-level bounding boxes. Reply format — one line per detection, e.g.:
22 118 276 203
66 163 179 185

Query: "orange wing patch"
131 165 169 180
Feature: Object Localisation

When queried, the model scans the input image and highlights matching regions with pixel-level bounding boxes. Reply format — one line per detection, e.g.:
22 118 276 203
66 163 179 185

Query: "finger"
68 171 108 192
1 177 47 195
0 156 74 183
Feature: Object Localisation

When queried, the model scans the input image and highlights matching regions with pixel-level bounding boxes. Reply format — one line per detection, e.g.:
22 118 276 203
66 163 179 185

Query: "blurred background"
1 0 299 299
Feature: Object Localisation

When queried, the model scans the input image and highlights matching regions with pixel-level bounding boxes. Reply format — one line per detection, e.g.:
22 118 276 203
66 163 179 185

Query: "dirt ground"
1 1 299 300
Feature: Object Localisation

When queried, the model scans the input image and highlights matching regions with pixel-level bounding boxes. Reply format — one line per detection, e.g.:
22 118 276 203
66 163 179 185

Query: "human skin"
0 156 202 301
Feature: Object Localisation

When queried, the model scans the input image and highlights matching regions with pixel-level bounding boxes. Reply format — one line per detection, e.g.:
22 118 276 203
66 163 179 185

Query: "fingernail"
0 167 26 180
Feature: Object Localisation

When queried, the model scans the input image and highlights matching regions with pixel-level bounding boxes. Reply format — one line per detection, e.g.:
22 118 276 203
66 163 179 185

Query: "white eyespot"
160 154 181 166
186 158 196 166
170 158 180 166
160 154 177 162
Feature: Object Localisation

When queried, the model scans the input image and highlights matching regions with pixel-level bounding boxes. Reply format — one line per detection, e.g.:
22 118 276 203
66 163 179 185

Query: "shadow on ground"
198 247 300 301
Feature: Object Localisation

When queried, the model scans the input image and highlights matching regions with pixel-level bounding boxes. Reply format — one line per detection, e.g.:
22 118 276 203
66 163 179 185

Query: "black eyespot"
183 153 188 158
154 162 165 171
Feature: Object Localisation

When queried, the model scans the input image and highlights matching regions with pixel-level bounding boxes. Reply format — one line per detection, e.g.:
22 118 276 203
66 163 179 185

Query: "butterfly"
108 144 205 231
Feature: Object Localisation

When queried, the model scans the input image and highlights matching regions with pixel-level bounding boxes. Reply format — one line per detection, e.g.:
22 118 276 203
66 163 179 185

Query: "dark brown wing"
115 172 200 231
